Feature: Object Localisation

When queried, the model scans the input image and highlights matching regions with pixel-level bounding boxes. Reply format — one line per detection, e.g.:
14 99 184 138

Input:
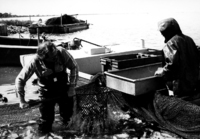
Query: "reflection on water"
0 67 22 85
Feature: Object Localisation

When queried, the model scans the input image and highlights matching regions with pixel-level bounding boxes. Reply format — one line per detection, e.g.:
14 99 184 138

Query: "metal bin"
104 63 165 96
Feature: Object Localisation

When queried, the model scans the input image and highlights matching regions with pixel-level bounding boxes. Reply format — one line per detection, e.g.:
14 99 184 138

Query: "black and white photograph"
0 0 200 138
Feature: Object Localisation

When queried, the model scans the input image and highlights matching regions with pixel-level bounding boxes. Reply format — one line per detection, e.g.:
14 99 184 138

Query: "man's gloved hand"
19 96 29 109
20 101 29 109
154 67 164 77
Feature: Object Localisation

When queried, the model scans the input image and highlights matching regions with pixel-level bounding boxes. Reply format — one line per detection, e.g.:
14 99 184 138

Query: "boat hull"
0 36 60 66
0 36 40 66
0 45 37 66
0 36 39 46
29 23 89 34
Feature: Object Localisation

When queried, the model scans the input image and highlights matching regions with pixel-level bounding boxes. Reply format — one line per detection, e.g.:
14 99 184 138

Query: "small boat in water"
0 36 58 66
28 14 90 34
0 36 40 66
0 36 104 66
29 22 89 34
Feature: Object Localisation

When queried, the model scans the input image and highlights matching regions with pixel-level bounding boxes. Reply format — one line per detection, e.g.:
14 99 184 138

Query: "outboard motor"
67 38 82 50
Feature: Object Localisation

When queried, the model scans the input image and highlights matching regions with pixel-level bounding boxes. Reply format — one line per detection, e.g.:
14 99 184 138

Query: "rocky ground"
0 106 181 139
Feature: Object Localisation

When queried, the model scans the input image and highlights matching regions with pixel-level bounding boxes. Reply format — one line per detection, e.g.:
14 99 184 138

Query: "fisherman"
155 18 199 97
15 41 79 135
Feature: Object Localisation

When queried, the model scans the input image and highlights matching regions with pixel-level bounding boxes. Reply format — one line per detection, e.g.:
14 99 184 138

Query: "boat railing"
62 22 88 27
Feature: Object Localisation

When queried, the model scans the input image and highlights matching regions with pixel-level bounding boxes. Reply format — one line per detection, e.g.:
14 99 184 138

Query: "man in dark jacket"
155 18 199 97
15 41 79 134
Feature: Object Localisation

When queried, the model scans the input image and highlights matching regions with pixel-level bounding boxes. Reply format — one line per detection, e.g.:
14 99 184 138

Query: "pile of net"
3 72 200 138
67 73 171 138
68 73 131 135
140 89 200 139
68 72 200 139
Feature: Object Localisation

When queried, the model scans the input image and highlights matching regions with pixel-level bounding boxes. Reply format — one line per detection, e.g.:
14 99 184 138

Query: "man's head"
158 18 182 43
37 41 58 62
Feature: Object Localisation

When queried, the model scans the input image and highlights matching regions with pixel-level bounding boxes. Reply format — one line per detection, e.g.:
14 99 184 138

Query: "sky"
1 0 200 16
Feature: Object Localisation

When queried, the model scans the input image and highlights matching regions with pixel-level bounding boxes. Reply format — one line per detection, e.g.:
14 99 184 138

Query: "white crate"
82 44 105 55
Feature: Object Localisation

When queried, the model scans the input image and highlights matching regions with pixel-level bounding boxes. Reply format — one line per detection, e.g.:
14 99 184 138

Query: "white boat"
20 38 149 76
20 38 164 96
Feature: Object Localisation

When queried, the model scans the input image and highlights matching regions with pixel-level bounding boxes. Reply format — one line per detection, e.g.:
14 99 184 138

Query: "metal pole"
141 39 145 48
37 28 40 45
61 14 62 26
74 37 103 47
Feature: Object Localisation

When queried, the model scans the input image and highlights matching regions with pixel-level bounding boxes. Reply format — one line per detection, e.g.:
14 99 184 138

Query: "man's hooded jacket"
158 18 199 96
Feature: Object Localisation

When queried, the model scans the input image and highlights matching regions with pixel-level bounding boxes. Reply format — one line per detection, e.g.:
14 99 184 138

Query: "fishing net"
3 72 200 138
68 73 131 135
140 88 200 139
74 73 200 138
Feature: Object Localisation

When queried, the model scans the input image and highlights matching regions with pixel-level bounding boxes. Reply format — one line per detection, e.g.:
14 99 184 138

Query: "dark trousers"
38 93 74 132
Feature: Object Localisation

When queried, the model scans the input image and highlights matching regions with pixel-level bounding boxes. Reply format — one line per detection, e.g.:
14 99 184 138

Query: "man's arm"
162 42 180 80
155 42 180 80
60 47 79 96
15 59 35 107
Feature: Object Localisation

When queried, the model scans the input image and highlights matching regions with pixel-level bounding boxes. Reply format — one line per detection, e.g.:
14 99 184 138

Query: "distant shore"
0 13 56 18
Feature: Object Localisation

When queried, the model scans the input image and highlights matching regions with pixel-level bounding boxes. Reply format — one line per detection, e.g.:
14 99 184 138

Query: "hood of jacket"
158 18 183 43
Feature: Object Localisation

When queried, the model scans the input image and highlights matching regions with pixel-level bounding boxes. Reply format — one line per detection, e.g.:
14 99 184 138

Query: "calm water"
1 12 200 85
6 12 200 48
